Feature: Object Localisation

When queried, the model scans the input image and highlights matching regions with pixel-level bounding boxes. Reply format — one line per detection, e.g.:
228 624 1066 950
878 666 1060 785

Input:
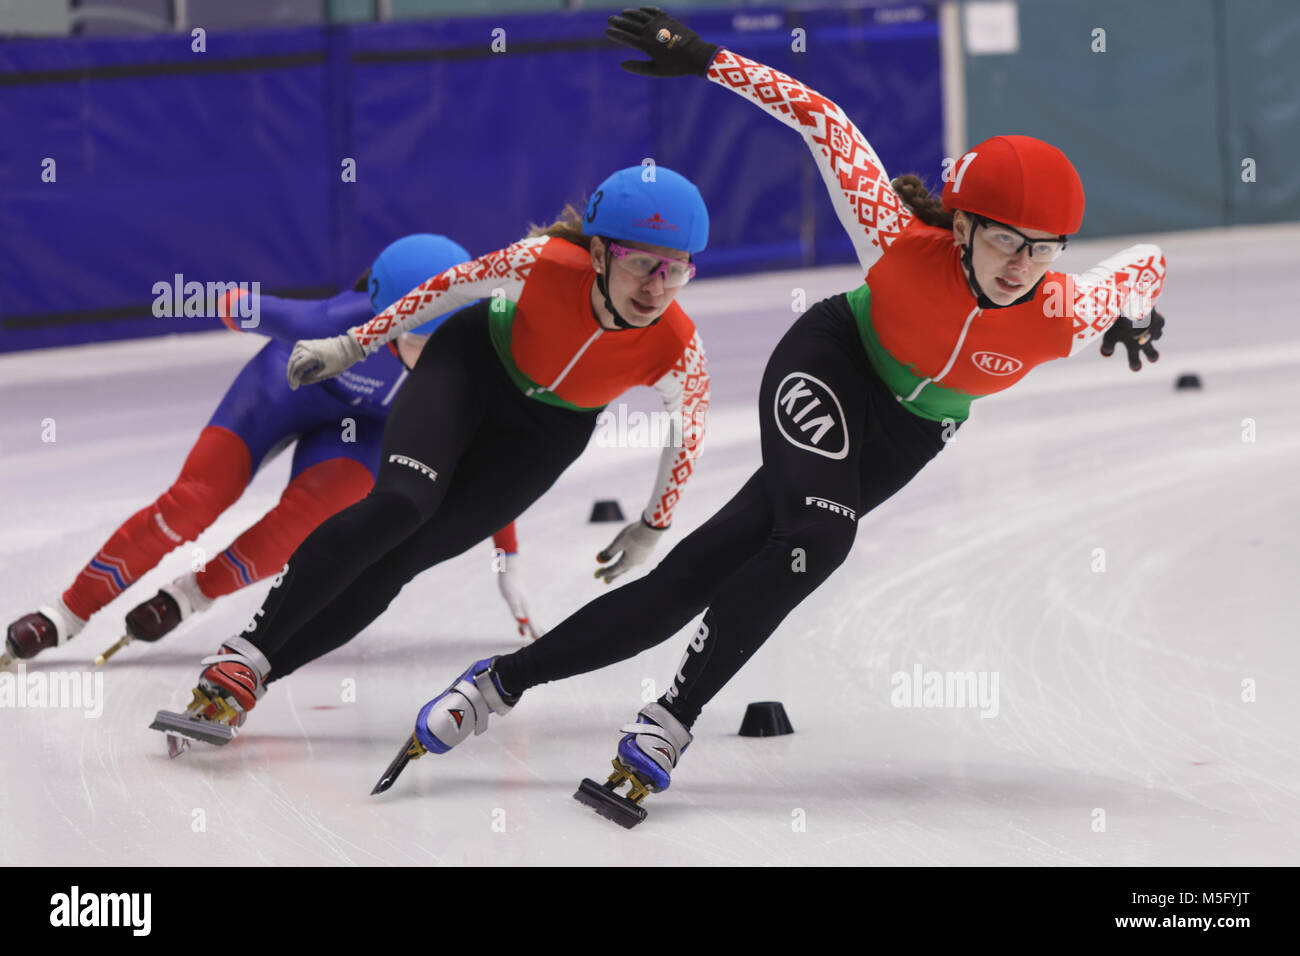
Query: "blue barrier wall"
0 3 942 353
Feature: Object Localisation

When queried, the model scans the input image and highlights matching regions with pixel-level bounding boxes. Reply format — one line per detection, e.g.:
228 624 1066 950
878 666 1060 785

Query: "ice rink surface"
2 224 1298 866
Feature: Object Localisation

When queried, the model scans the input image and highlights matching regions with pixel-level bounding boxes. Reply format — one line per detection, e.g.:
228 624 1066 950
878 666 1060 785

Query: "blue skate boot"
574 702 693 828
370 656 518 794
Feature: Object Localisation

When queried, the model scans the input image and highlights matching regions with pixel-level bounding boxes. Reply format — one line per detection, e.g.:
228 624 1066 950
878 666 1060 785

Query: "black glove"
1100 308 1165 371
605 6 719 78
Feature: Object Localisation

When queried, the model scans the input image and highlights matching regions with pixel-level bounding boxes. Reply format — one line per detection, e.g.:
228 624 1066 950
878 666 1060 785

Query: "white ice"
2 224 1298 865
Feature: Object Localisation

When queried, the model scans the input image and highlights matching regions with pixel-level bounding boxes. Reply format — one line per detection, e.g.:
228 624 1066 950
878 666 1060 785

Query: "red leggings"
62 426 372 621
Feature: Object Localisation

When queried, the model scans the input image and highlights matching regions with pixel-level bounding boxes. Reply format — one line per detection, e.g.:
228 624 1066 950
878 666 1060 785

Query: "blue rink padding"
0 3 941 353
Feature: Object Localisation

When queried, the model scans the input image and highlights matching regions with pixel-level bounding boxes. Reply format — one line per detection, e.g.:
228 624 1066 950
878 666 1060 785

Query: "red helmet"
941 135 1085 235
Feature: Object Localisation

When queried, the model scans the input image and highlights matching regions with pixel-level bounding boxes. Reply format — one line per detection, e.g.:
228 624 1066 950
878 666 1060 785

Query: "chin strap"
597 246 637 330
596 243 663 331
960 235 1044 310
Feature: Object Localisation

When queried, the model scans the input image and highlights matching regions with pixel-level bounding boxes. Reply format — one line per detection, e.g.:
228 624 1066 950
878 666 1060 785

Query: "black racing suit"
494 292 953 725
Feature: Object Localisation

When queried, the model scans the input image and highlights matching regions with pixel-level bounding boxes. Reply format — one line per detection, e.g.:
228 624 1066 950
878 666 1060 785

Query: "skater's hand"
606 6 719 78
1100 308 1165 372
286 333 365 389
496 552 545 641
595 518 667 584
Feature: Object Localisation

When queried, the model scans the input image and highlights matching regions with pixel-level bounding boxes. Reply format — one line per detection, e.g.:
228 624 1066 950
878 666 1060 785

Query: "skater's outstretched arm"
645 332 708 528
216 289 374 344
606 7 911 271
286 238 550 389
594 330 709 584
703 50 912 270
1056 245 1167 360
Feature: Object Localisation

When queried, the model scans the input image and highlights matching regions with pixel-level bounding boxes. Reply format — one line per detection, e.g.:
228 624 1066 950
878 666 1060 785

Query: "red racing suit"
708 49 1167 422
347 236 708 527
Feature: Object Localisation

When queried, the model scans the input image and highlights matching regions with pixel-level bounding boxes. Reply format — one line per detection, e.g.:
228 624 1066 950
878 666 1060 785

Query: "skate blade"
574 778 648 829
370 733 426 795
149 709 238 747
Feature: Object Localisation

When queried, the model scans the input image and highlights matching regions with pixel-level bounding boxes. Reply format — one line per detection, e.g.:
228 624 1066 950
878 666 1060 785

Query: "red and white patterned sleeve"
643 332 709 529
706 49 912 270
348 237 550 355
1059 244 1167 357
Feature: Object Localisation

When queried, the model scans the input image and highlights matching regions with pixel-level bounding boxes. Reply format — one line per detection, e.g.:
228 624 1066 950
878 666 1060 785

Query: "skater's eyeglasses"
607 242 696 289
972 215 1068 262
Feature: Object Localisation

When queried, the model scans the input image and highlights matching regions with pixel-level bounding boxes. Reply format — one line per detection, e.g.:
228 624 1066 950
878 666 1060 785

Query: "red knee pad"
196 457 373 597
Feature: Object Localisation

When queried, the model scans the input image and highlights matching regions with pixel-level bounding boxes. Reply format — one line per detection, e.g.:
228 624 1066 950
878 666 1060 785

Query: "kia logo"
773 372 848 459
971 350 1023 376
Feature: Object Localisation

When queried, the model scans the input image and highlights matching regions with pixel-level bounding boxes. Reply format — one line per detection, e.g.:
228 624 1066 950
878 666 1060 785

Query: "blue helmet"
581 166 708 254
368 233 471 335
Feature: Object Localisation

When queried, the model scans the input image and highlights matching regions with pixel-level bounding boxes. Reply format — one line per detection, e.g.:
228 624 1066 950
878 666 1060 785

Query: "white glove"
594 518 667 584
497 553 544 641
286 333 365 390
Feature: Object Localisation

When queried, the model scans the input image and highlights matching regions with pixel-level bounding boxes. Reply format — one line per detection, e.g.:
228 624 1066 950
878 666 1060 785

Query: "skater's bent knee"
778 515 857 574
363 481 438 526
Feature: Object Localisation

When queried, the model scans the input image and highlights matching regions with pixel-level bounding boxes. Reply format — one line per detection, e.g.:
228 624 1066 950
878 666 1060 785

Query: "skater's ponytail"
891 174 955 230
526 203 594 251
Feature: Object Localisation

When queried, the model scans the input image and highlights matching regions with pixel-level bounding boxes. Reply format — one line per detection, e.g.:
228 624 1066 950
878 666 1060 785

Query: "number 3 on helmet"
581 166 710 255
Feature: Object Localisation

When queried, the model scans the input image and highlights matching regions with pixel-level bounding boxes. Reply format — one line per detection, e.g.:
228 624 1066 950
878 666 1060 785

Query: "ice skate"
98 573 214 664
370 656 518 794
148 636 270 754
574 702 692 829
2 600 85 670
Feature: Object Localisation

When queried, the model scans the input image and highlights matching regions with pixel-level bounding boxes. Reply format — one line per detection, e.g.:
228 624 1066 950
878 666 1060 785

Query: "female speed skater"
150 165 713 748
3 234 539 672
390 8 1170 827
